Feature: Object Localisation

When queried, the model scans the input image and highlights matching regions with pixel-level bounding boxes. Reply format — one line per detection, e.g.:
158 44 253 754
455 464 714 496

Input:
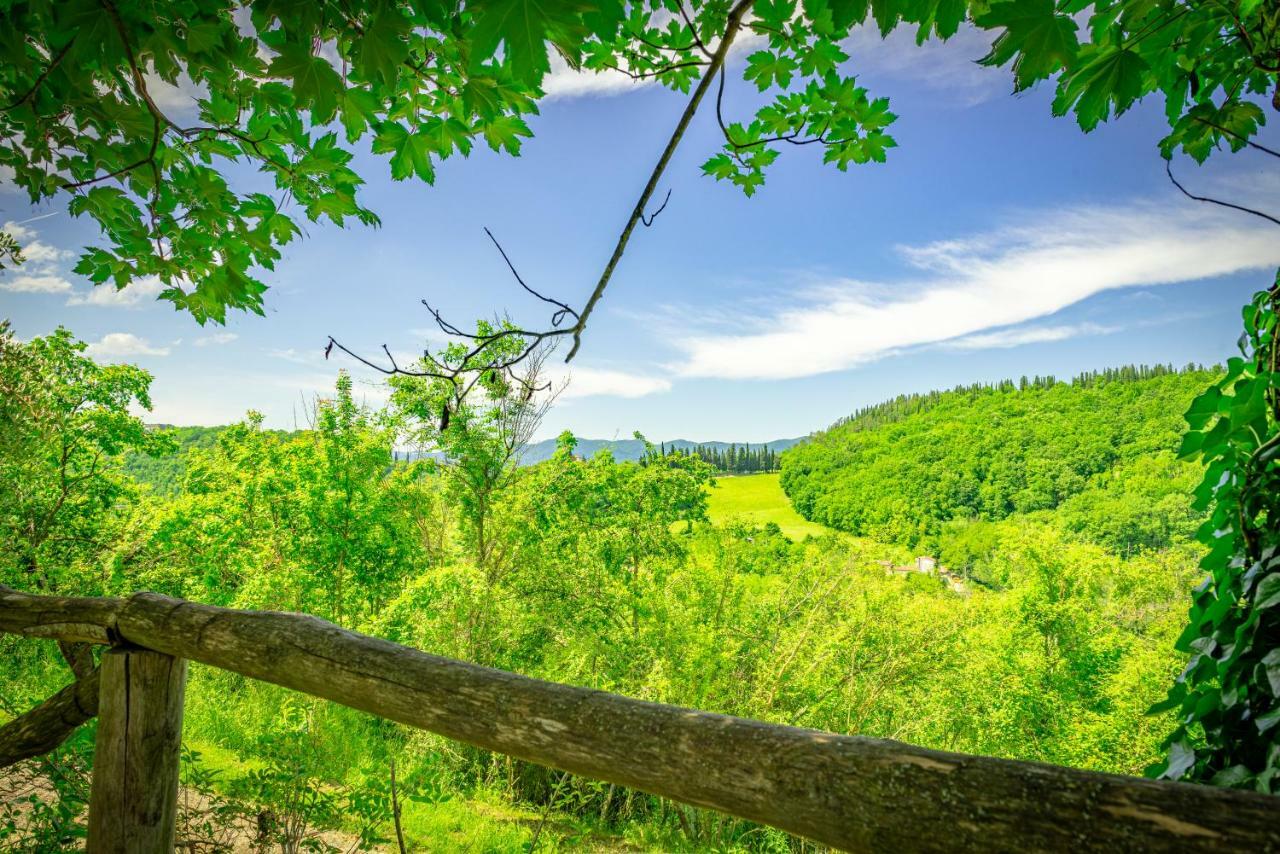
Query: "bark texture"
0 666 99 768
86 647 186 854
3 586 1278 852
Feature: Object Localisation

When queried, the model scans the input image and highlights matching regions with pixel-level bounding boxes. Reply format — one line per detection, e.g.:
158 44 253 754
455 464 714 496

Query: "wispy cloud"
554 366 672 400
543 54 647 100
66 275 166 307
195 331 239 347
269 347 324 365
2 273 73 293
843 24 1002 105
943 322 1118 351
673 200 1280 380
86 333 171 359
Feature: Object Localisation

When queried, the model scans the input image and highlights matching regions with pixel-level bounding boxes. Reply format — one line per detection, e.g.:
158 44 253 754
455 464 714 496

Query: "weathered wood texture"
3 586 1278 852
86 647 186 854
0 666 99 768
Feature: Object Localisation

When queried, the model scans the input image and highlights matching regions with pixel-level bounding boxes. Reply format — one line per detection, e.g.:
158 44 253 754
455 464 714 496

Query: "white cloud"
86 333 171 359
843 23 1002 105
143 73 208 114
674 201 1280 381
542 53 650 100
195 332 239 347
555 366 672 399
1 273 73 293
66 275 166 307
943 322 1118 351
269 347 323 365
2 219 36 242
1 215 79 296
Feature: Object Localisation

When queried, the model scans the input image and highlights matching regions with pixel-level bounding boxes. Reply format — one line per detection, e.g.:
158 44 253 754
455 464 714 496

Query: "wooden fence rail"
2 586 1279 852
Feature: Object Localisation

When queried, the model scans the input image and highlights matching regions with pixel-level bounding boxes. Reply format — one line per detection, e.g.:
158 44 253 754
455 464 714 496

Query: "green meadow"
705 473 833 540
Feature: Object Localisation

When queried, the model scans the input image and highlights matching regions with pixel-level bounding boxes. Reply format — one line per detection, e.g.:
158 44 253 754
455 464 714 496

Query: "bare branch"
329 0 757 383
566 0 756 362
484 228 578 326
1166 160 1280 227
641 189 672 227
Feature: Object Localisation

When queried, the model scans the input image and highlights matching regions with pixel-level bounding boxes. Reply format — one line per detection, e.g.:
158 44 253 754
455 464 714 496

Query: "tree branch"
565 0 756 362
1166 160 1280 227
2 36 77 112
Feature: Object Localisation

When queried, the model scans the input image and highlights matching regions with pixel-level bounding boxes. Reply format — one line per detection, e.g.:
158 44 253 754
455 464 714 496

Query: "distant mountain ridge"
132 425 805 488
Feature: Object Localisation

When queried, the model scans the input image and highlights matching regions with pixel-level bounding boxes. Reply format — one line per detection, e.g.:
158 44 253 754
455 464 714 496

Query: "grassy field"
705 473 832 540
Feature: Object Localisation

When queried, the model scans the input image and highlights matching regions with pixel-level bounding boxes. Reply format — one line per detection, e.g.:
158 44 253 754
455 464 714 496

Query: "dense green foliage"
2 329 1213 849
122 424 263 495
781 365 1214 554
1152 275 1280 791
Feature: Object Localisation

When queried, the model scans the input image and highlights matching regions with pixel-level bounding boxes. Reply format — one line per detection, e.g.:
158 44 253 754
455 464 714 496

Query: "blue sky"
3 26 1278 443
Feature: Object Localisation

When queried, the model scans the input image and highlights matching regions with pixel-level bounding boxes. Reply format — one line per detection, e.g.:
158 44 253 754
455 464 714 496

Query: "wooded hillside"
781 365 1215 553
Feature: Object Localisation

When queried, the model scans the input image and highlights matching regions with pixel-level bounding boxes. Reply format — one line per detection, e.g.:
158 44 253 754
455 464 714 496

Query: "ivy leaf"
1184 386 1222 430
1263 649 1280 695
976 0 1079 91
1255 573 1280 610
1164 739 1197 779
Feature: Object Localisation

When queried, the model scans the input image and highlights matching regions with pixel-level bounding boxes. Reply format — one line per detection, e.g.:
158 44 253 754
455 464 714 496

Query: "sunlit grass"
704 473 832 540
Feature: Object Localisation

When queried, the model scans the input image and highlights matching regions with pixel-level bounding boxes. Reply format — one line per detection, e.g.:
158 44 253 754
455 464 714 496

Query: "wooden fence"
2 586 1278 852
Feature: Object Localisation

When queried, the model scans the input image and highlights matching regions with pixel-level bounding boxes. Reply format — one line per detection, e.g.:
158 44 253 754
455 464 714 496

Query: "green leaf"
339 88 382 142
268 42 343 123
1053 46 1150 131
355 6 412 88
468 0 588 85
372 122 435 182
1255 573 1280 610
799 40 849 77
745 50 800 91
976 0 1079 90
1184 386 1222 430
481 114 532 155
1264 649 1280 695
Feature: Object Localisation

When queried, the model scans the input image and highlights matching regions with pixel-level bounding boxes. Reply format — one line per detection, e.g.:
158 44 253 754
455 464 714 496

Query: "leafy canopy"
3 0 1273 333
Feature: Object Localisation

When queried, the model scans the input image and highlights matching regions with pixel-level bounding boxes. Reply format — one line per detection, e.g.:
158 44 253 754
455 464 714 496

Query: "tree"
388 330 554 571
0 324 170 594
3 0 898 357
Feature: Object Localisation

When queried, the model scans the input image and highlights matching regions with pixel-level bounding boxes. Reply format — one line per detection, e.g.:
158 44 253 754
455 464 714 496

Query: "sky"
3 25 1279 443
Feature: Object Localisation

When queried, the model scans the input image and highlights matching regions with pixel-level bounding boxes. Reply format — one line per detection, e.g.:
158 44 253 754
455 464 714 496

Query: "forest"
781 365 1213 556
2 0 1278 848
0 327 1224 850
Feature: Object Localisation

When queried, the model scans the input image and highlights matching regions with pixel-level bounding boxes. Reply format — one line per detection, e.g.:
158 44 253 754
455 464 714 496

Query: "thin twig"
1166 160 1280 227
640 189 672 226
484 228 578 326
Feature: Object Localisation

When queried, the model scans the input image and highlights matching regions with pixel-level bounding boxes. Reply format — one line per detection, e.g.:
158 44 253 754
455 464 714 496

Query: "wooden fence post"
86 647 187 853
